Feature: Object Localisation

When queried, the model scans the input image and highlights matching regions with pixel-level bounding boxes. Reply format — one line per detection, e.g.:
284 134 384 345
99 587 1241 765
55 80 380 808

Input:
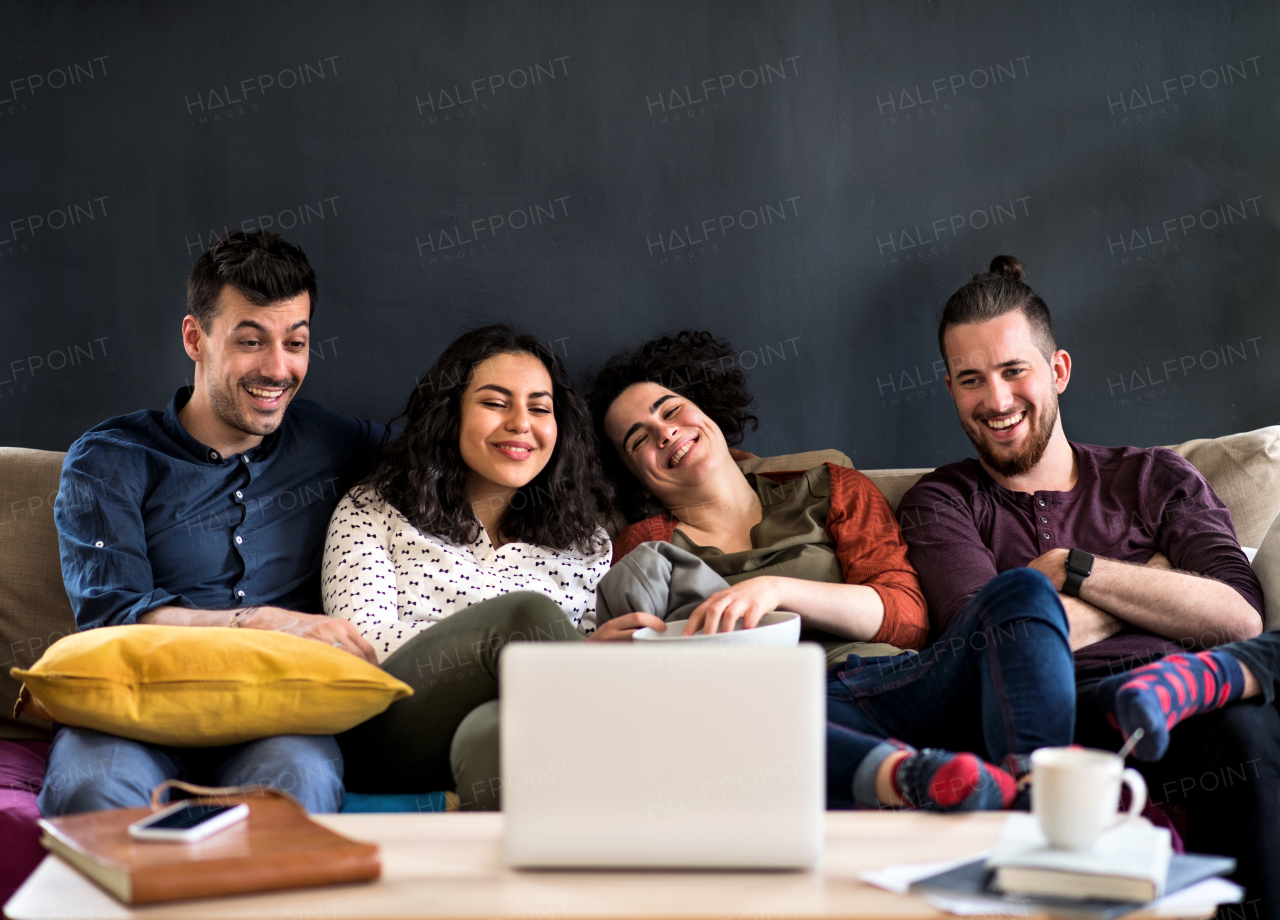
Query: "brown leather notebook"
38 788 380 904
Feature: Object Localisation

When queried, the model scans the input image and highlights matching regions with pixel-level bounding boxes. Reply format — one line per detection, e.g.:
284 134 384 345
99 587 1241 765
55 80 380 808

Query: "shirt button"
1040 516 1049 524
235 490 244 500
1042 532 1051 540
237 590 245 598
209 450 220 461
94 540 104 548
235 535 243 545
1037 498 1046 507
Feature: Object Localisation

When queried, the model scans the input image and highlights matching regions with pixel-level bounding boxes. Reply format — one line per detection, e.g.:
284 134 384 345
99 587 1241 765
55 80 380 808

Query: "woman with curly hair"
590 331 1077 813
322 325 613 809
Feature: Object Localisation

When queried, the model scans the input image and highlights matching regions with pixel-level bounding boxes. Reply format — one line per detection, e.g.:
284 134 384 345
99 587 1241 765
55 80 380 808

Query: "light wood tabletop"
3 812 1219 920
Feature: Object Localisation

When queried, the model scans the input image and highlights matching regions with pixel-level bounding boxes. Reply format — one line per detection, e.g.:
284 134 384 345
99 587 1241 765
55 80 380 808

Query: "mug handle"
1116 768 1147 823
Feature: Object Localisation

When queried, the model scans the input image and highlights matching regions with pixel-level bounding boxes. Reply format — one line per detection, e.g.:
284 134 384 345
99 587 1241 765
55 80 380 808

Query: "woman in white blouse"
323 325 614 809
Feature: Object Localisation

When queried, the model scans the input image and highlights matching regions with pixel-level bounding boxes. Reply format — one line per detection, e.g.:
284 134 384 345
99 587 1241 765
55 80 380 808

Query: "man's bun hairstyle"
187 230 318 331
937 254 1056 365
987 253 1026 282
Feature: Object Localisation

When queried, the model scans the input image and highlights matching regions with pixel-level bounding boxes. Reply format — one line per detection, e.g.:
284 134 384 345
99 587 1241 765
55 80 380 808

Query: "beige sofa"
4 426 1280 741
1 430 1278 898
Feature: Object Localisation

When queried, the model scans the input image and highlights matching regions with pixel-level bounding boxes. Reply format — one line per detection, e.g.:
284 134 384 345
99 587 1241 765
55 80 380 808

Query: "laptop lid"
501 643 825 869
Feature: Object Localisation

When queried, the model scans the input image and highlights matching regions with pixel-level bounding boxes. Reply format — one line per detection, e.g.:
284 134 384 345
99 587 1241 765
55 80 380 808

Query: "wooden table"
3 812 1218 920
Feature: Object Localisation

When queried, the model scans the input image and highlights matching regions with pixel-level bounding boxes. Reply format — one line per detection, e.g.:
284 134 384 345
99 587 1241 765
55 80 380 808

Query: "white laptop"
500 643 825 869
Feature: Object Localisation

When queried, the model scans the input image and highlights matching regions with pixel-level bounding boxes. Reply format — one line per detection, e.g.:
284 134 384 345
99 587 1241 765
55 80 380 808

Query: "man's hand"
240 608 379 665
140 605 379 665
1027 548 1071 590
1061 595 1125 651
588 613 667 642
684 577 784 635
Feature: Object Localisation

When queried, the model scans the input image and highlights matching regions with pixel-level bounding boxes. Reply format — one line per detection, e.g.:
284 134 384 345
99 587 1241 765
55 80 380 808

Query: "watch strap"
1061 549 1094 598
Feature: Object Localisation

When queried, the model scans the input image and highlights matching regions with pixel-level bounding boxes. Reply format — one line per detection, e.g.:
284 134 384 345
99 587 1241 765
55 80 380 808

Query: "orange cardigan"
611 463 929 650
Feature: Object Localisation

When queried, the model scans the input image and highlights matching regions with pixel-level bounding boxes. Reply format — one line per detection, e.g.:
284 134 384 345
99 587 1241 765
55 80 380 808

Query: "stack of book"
989 812 1174 901
910 814 1237 918
37 795 379 905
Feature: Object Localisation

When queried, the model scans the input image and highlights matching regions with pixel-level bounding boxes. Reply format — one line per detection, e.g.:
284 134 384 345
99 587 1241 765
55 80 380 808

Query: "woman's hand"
588 613 667 642
684 577 785 635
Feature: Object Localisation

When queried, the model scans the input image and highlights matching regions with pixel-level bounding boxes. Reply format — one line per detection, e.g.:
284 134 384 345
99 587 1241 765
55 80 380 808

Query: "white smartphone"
127 800 250 842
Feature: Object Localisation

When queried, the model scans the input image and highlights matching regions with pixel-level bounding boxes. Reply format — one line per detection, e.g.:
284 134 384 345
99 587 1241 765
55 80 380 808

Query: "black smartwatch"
1062 549 1094 597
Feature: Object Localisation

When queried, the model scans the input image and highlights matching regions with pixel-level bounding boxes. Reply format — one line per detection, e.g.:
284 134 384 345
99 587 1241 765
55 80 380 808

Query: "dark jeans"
827 568 1076 808
1077 628 1280 920
337 591 583 810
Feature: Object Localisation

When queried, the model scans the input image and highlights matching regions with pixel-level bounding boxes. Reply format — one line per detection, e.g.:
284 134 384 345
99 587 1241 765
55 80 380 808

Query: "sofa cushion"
1171 426 1280 548
736 449 853 475
13 625 413 747
857 469 933 514
0 448 75 742
1251 511 1280 632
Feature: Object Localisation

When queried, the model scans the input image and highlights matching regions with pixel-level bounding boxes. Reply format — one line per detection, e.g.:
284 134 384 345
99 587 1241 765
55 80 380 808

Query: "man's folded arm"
1032 549 1261 647
1028 455 1263 648
1057 595 1124 650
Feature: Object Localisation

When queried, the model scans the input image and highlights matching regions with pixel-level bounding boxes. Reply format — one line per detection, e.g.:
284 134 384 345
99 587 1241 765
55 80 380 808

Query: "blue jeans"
37 727 344 816
827 568 1075 807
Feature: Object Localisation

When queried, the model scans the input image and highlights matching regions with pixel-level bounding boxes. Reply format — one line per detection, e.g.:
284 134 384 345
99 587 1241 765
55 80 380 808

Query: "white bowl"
632 611 801 647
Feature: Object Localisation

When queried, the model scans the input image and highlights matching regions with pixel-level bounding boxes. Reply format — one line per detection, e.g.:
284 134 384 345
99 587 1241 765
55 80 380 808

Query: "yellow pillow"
11 625 412 747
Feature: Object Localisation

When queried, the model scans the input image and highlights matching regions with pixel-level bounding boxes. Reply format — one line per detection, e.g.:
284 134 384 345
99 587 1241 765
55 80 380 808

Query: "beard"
205 372 297 437
965 395 1057 479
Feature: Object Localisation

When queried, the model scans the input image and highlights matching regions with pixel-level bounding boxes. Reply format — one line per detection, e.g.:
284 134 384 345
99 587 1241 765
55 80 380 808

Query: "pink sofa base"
1 739 49 904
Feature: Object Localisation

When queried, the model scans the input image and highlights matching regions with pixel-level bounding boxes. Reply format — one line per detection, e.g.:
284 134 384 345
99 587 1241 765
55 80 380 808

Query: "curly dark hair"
358 325 613 554
589 330 758 522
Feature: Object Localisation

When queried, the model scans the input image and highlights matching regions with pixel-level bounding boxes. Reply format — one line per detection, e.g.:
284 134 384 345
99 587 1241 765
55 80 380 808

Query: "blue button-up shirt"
56 387 385 629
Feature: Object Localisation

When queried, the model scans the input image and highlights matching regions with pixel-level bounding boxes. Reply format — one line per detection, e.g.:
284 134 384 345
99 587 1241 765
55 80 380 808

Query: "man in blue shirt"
40 230 385 815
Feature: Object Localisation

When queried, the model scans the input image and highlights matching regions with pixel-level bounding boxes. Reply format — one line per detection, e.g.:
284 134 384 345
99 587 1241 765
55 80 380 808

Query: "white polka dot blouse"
321 488 611 662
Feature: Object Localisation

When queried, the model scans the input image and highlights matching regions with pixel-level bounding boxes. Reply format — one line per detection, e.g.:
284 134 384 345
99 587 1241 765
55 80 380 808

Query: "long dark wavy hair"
589 330 758 522
357 325 613 553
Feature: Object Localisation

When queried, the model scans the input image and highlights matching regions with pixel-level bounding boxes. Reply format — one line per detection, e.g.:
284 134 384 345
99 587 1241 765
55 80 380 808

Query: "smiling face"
182 286 310 440
603 381 730 506
458 351 558 499
943 311 1070 480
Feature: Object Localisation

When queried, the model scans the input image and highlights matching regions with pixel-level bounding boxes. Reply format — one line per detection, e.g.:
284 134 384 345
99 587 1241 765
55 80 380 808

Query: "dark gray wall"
3 0 1277 469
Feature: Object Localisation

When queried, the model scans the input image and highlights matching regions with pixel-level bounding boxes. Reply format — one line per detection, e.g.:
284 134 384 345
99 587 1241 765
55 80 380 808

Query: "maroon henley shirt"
896 442 1264 672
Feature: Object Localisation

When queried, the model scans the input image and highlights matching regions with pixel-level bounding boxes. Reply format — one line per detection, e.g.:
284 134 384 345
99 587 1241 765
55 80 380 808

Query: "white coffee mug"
1031 746 1147 850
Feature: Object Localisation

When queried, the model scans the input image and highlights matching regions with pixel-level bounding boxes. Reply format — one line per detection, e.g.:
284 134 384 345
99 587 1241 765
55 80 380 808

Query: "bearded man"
898 254 1280 918
41 230 384 816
